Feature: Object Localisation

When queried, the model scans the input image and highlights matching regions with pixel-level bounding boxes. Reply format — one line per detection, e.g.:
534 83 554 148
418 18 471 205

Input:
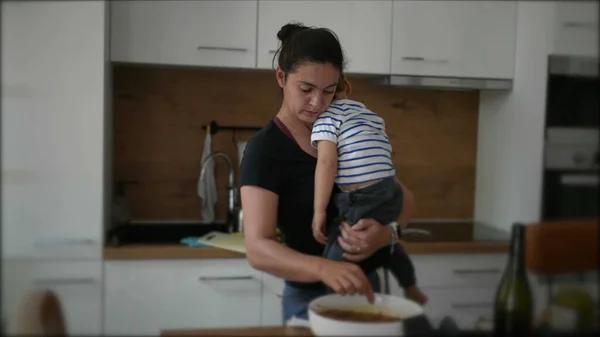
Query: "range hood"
370 74 513 91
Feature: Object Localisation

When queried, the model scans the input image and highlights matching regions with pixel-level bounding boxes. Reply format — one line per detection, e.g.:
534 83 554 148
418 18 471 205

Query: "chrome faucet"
199 152 239 233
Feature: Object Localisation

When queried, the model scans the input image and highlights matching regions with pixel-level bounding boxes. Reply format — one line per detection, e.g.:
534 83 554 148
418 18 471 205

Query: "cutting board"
196 231 246 254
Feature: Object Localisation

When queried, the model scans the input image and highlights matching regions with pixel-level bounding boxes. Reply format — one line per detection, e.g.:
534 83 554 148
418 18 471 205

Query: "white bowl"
308 293 424 336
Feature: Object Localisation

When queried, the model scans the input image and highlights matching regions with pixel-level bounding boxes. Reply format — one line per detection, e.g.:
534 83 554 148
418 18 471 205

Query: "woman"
240 22 416 323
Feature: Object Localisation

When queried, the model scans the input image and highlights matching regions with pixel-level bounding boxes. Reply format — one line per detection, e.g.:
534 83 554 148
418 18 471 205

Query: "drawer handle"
268 49 278 54
33 277 98 285
34 238 95 246
198 276 256 282
562 22 597 29
453 268 501 275
451 302 493 309
197 46 248 53
401 56 449 64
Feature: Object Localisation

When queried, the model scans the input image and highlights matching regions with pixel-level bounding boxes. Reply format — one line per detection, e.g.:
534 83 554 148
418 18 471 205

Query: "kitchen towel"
236 141 247 167
180 237 210 247
197 129 217 223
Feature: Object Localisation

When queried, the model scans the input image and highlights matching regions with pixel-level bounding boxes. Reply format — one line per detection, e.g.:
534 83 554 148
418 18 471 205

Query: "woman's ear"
275 67 286 88
344 78 353 97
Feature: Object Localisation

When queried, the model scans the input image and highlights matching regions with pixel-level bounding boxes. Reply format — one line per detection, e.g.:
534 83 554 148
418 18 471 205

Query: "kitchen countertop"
104 221 509 260
161 326 312 336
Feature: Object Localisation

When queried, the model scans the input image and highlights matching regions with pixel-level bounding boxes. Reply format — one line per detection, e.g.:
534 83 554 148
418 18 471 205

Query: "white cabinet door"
419 287 496 330
2 260 103 336
110 0 258 68
1 1 107 259
391 1 517 79
408 253 507 289
388 253 550 330
104 259 263 336
552 1 598 57
257 0 392 74
260 272 285 326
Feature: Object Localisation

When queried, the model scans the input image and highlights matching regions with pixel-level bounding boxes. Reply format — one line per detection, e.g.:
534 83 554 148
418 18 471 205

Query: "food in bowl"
308 294 424 336
314 305 403 322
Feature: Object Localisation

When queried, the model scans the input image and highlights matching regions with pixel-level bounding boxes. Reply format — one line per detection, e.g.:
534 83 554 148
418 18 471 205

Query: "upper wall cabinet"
110 1 258 68
257 0 392 75
552 1 598 57
391 1 517 79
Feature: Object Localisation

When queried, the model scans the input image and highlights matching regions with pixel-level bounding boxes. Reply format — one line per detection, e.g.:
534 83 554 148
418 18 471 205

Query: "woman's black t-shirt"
239 119 339 289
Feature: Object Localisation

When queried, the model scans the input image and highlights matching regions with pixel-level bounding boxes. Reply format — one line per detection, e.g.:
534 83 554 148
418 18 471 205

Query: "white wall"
474 2 556 231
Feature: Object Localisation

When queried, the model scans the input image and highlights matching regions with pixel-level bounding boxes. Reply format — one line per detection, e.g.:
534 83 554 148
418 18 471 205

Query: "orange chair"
526 218 598 275
525 218 599 328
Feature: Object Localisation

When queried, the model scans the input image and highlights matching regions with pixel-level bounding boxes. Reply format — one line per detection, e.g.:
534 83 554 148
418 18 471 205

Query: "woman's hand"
317 259 375 303
337 219 392 262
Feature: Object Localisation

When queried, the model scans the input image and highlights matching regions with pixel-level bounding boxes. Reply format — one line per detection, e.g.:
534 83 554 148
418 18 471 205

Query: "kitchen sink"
106 222 230 246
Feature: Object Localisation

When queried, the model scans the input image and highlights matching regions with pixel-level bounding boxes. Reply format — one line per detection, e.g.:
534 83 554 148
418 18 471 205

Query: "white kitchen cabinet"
1 1 108 259
388 253 508 329
416 287 496 330
391 1 517 79
2 260 103 336
104 259 264 336
110 1 258 68
552 1 598 57
257 0 393 74
260 253 510 328
386 252 563 330
411 253 507 289
260 272 286 326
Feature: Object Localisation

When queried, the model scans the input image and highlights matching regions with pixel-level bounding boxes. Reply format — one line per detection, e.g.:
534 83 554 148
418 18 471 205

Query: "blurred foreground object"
9 289 67 336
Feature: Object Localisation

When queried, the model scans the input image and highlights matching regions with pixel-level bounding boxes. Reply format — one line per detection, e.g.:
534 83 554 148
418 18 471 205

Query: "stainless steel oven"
542 55 599 220
545 55 599 129
542 129 599 220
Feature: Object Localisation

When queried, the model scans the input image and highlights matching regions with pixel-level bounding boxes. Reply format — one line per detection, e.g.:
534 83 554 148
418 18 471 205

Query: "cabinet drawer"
423 287 496 330
2 260 103 336
104 259 263 335
411 254 507 289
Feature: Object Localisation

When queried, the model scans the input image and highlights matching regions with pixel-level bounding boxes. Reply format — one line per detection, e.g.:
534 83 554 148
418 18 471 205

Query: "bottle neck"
506 224 527 276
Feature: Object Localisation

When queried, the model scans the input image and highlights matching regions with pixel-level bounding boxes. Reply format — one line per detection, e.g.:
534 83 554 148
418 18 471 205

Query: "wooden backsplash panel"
112 64 479 221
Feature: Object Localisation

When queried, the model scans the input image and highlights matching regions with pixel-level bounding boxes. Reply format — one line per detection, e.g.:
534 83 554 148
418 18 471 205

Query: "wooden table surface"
161 326 313 336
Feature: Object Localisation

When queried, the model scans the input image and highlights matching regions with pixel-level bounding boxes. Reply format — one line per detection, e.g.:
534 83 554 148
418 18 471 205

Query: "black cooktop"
400 220 510 243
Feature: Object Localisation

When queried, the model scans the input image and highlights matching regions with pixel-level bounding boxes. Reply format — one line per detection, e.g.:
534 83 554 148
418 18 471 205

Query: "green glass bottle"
493 223 534 337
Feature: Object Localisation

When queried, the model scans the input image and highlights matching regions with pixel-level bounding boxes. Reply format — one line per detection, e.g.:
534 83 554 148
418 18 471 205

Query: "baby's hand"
312 212 328 245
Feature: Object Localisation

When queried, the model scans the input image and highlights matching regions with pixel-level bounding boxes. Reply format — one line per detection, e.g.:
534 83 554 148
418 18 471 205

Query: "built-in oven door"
545 55 599 129
542 138 599 220
542 171 599 219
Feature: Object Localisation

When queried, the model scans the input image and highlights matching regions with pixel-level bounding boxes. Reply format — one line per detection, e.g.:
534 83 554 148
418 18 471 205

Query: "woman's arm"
243 185 375 300
242 185 328 282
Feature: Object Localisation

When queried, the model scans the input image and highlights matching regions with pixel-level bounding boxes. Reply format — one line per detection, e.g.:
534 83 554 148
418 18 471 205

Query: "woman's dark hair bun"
277 22 309 42
273 21 346 77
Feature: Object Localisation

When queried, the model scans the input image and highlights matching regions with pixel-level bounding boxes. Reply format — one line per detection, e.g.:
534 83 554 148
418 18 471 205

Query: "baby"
311 78 427 304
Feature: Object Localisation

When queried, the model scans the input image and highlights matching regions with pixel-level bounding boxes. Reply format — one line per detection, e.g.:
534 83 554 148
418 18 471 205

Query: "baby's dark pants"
322 177 417 291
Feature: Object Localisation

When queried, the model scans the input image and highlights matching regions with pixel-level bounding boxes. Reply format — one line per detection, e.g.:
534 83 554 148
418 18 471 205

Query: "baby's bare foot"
405 285 429 305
